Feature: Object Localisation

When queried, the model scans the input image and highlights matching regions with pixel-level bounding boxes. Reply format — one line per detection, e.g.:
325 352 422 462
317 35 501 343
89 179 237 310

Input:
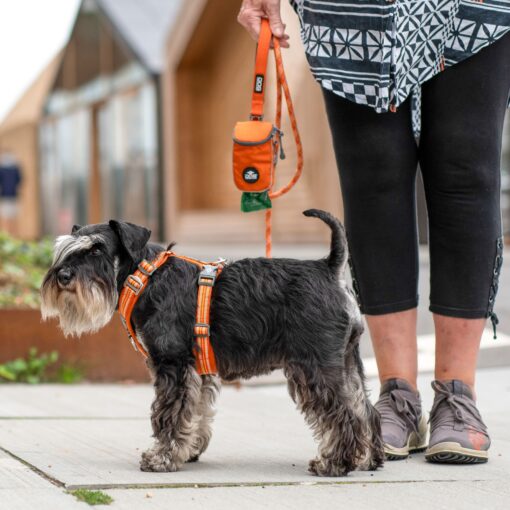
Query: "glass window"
98 82 159 232
40 109 90 235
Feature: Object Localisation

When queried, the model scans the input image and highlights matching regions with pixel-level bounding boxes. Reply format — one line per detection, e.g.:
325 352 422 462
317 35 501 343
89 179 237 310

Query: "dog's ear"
71 224 82 234
109 220 151 260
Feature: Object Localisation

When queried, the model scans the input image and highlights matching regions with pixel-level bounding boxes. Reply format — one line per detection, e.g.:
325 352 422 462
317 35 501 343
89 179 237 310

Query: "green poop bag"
240 191 272 212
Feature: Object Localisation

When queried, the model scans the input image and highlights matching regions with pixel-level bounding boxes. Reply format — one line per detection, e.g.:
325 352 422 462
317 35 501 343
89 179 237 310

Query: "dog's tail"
303 209 348 273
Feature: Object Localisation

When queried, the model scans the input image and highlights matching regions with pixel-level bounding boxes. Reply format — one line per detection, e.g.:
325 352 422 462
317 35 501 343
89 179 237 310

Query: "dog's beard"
41 276 117 337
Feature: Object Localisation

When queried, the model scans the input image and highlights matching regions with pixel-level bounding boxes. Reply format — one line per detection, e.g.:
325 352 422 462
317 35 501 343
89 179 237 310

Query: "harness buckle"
138 260 157 276
194 322 211 337
124 274 144 295
198 265 218 287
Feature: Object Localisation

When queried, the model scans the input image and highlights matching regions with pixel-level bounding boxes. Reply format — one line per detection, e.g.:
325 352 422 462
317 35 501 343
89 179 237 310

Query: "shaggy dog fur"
41 209 384 476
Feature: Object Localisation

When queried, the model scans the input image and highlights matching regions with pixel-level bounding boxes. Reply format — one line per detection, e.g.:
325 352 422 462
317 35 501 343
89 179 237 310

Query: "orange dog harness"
232 19 303 257
118 252 224 375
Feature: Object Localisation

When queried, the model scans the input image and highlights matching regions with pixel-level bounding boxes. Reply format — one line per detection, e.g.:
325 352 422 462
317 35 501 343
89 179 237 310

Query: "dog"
40 209 384 476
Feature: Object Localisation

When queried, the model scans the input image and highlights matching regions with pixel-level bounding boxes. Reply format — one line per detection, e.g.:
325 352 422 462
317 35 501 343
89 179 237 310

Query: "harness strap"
250 18 272 119
118 252 173 357
194 265 222 375
118 252 223 375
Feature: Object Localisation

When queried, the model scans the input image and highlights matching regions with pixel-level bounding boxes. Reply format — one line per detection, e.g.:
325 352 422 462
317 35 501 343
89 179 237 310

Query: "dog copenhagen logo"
243 167 259 183
254 74 264 93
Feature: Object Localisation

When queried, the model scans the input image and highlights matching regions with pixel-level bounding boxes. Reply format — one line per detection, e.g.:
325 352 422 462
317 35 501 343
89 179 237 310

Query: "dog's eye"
90 246 102 257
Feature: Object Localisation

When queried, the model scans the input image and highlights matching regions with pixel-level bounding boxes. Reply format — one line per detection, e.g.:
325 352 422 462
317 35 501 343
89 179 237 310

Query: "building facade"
38 0 182 238
1 0 509 244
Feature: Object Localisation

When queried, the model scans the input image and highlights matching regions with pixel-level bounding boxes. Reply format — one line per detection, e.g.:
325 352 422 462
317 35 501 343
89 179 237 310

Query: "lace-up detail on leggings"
487 237 503 339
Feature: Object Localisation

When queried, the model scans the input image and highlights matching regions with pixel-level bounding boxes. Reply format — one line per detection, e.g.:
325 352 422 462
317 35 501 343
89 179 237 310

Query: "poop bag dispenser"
233 120 284 212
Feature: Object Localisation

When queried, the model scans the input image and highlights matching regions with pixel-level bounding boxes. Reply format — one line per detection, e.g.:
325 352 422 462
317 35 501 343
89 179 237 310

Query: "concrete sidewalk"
1 368 509 509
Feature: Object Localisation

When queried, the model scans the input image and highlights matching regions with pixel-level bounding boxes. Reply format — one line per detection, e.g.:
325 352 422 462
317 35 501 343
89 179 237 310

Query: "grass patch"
69 489 113 506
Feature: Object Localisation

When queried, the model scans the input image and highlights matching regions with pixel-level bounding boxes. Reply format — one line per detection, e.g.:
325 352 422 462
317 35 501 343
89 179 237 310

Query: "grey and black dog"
40 209 384 476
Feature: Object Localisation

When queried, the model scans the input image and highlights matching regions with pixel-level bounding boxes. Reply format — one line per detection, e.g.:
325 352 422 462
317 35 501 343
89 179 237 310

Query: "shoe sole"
425 442 488 464
384 415 428 461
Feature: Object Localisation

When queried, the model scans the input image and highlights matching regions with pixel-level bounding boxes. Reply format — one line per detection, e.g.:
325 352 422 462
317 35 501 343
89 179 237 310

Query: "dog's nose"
57 268 74 286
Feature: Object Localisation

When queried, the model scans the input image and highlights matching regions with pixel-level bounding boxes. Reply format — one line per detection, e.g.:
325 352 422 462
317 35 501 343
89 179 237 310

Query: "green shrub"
54 363 84 384
0 349 85 384
0 348 58 383
0 231 53 308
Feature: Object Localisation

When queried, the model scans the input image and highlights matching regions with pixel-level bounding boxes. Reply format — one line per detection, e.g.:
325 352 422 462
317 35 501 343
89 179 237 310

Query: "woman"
238 0 510 464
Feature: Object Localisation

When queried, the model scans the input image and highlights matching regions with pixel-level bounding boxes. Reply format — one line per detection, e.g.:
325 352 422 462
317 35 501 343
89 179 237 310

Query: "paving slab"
0 384 151 419
0 369 509 490
103 481 510 510
0 450 83 510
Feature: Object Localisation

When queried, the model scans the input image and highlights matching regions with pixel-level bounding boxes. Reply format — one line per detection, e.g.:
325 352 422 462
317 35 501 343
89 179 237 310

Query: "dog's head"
40 220 151 336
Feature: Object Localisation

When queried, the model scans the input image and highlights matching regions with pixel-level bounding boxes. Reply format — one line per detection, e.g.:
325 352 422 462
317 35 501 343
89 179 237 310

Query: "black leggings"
323 34 510 326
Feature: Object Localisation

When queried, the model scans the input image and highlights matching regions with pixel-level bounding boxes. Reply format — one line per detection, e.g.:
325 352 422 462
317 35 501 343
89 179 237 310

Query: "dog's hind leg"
285 361 376 477
187 375 220 462
343 331 384 471
140 365 202 472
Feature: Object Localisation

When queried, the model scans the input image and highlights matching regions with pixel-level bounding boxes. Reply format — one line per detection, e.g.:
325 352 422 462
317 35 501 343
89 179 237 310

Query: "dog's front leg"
140 365 202 472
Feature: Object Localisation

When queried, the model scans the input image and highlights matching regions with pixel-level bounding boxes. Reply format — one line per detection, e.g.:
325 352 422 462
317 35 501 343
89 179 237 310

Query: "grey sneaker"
426 380 490 464
375 379 428 460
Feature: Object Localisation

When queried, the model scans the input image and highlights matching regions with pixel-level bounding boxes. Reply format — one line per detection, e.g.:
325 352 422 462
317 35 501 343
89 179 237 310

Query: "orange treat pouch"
233 121 280 192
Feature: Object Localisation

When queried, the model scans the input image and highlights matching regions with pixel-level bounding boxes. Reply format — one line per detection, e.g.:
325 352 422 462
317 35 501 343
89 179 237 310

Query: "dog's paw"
308 457 350 477
140 449 180 472
356 449 384 471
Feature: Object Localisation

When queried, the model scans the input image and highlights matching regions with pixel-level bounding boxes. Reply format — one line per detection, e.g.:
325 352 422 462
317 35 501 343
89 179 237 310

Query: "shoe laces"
429 381 488 433
375 389 420 434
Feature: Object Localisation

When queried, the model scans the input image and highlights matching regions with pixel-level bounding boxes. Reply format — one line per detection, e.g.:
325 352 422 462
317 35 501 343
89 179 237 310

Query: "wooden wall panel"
167 1 343 244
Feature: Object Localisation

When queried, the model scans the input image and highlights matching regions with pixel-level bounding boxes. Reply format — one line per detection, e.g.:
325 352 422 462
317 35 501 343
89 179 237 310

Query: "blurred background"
0 0 509 383
2 0 508 245
0 0 346 245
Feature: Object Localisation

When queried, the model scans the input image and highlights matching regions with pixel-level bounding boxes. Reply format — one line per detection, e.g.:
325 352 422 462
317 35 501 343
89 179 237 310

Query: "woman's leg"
419 34 510 463
368 309 418 390
420 33 510 392
322 90 419 388
322 91 427 459
433 315 485 391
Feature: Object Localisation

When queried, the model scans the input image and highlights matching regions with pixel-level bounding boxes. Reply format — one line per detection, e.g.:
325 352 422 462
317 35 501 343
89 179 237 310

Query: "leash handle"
250 19 272 119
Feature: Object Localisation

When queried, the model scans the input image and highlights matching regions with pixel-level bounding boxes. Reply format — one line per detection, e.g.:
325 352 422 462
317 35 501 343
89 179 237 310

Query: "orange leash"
254 20 304 257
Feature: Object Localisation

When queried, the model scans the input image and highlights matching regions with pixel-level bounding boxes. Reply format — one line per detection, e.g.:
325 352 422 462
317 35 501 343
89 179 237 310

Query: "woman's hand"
238 0 290 47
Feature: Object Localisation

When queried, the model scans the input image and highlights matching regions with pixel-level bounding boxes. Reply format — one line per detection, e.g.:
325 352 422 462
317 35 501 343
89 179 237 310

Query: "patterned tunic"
290 0 510 133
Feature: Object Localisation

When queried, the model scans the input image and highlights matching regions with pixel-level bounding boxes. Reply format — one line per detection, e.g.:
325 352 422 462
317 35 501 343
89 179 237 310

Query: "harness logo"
243 167 259 183
254 74 264 93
